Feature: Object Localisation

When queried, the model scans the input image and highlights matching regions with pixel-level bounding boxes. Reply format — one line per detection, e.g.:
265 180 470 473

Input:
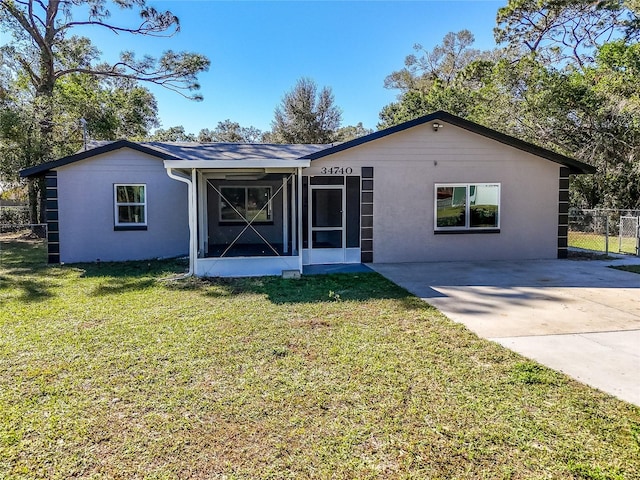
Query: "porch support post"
282 176 288 254
297 167 303 273
197 171 207 257
190 168 198 271
291 173 297 255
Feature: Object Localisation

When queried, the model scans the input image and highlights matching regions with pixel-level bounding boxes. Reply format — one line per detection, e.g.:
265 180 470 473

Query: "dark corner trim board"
360 167 374 263
44 170 60 264
304 111 594 175
114 225 148 231
434 229 501 235
557 167 570 259
20 140 179 178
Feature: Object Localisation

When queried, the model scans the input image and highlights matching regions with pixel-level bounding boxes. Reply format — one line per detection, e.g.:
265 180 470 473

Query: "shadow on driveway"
372 258 640 406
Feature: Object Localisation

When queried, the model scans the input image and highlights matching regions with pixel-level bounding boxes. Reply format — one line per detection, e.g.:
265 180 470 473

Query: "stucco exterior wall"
308 122 560 263
56 148 188 263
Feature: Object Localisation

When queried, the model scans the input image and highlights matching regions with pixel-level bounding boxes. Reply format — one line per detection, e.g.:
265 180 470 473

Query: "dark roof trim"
19 112 595 178
305 111 595 174
19 140 179 178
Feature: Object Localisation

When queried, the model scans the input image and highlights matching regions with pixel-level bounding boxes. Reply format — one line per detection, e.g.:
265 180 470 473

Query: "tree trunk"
28 179 39 224
38 177 46 224
32 77 55 227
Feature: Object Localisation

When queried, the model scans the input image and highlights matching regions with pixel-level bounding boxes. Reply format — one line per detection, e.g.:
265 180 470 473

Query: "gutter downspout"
166 167 196 277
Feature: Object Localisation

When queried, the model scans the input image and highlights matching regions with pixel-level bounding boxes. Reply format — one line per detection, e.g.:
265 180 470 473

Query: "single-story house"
20 111 594 277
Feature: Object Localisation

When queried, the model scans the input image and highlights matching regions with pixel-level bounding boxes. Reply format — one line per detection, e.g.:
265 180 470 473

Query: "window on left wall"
114 184 147 230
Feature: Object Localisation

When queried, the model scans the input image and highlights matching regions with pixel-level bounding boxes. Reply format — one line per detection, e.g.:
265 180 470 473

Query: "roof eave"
19 140 178 178
163 159 311 169
305 111 595 175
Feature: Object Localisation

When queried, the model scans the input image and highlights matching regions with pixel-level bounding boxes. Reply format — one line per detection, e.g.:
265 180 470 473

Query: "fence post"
619 215 623 254
605 215 609 255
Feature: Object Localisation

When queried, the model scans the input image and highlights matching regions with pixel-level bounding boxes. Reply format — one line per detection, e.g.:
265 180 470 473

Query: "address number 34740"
320 167 353 175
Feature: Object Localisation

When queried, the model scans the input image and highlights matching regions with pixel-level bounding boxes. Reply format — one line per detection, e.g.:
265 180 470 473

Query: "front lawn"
1 239 639 479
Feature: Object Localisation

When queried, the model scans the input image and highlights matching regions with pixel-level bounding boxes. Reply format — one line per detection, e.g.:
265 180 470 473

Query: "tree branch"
15 55 39 86
53 59 205 100
62 19 177 37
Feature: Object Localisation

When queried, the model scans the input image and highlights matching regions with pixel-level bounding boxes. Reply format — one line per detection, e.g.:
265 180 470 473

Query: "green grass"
611 265 640 275
569 231 638 255
1 238 640 479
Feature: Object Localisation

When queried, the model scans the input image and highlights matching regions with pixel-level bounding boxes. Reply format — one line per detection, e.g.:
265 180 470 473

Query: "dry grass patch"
1 239 639 479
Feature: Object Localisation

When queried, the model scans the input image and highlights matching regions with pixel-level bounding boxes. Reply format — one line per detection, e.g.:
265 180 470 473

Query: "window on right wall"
435 183 500 232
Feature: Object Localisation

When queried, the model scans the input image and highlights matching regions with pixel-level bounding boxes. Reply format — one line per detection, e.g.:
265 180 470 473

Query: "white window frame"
434 183 501 231
218 185 273 223
114 184 147 227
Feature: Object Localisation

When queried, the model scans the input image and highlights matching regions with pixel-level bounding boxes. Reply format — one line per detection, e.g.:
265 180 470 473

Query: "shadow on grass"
1 240 431 308
78 257 189 279
1 240 188 299
1 240 56 302
0 273 54 302
0 239 48 270
76 258 187 296
166 272 434 309
92 278 157 296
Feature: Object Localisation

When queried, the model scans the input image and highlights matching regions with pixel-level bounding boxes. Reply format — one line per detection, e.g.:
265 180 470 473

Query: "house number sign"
304 166 361 176
320 167 353 175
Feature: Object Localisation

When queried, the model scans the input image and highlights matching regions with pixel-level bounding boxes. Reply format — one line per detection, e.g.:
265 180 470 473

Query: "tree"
379 31 496 129
0 0 210 220
0 100 43 191
495 0 639 68
197 119 262 143
270 77 342 144
378 91 433 129
55 74 159 143
0 73 47 213
0 62 161 218
148 126 195 142
379 18 640 209
384 30 488 93
334 122 373 142
1 70 160 174
492 1 640 208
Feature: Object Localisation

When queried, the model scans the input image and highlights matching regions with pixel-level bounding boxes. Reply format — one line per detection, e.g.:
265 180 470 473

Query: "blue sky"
79 1 504 134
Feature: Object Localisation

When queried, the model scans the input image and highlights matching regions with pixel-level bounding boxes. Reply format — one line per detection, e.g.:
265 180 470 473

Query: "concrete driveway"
371 258 640 406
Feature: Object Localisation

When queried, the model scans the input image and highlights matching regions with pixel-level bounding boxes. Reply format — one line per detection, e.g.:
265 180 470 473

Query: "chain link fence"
569 209 640 255
619 216 640 255
0 204 48 267
1 204 45 236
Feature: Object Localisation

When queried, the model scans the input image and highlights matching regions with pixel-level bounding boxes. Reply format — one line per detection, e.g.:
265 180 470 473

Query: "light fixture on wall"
432 122 443 132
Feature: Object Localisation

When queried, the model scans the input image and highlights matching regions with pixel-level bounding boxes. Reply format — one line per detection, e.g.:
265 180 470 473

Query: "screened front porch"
163 147 309 277
204 173 298 257
164 152 365 277
194 167 304 277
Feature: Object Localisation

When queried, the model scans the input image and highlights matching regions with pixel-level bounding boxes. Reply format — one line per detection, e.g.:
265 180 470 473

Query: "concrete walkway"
371 257 640 406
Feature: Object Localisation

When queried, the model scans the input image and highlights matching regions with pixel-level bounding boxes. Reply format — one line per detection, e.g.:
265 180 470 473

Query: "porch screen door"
309 185 345 264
